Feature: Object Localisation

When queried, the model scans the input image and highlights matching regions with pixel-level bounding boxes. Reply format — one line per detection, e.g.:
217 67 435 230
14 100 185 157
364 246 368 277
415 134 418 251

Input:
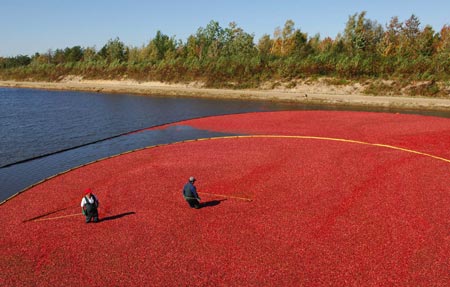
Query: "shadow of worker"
100 211 136 222
199 199 226 208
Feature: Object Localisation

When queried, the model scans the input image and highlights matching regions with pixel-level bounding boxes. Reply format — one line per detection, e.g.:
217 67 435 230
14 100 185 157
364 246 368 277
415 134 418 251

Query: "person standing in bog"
81 188 99 223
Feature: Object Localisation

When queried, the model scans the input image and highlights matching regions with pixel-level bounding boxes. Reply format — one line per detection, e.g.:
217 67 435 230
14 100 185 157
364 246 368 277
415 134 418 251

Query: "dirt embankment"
1 77 450 111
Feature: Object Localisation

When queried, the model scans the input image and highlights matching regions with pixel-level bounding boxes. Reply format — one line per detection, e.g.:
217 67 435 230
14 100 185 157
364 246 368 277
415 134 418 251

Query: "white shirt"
80 195 97 207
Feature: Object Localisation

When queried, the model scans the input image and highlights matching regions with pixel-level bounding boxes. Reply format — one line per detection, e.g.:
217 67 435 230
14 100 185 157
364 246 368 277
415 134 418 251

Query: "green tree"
196 20 225 60
416 25 437 57
146 30 176 61
31 52 51 65
185 35 200 59
0 55 31 68
52 49 64 64
291 29 310 57
127 46 142 63
378 16 402 56
98 38 127 63
343 11 383 54
82 47 97 62
221 22 256 58
257 34 273 57
398 14 421 57
64 46 83 62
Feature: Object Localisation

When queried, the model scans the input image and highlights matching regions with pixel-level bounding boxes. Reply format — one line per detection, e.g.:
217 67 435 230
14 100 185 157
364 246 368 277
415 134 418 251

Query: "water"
1 87 449 202
0 88 281 167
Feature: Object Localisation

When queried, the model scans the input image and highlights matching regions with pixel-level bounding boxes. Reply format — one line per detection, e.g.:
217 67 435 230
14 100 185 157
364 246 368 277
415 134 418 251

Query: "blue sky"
1 0 449 57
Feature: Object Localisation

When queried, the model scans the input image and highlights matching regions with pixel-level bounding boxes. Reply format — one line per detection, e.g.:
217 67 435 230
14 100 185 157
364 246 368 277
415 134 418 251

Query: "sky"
1 0 449 57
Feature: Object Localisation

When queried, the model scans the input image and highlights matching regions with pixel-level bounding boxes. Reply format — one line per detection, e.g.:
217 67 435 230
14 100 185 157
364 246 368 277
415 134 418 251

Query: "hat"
189 176 196 182
84 188 92 195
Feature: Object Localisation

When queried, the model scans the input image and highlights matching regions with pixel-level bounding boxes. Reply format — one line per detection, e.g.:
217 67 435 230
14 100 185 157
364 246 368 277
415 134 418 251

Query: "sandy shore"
1 79 450 111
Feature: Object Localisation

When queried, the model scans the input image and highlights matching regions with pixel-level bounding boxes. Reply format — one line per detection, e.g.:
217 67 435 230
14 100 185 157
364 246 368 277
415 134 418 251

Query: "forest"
1 12 449 96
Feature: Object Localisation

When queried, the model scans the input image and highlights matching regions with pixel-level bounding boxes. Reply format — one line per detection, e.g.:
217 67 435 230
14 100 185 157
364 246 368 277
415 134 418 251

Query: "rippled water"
0 88 279 167
1 87 449 201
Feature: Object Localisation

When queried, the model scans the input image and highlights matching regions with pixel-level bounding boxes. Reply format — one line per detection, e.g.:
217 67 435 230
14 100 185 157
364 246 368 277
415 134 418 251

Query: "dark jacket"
183 182 199 199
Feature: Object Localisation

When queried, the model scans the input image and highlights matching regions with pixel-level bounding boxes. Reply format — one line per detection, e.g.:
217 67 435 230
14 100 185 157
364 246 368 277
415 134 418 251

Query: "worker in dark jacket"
183 176 201 209
81 188 99 223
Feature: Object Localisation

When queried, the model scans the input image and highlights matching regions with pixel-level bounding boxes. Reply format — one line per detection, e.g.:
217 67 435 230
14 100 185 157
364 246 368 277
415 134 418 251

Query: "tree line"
1 12 449 95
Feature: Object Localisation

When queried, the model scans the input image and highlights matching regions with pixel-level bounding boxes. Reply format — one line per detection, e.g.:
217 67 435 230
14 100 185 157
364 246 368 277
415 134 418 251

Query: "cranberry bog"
1 111 449 286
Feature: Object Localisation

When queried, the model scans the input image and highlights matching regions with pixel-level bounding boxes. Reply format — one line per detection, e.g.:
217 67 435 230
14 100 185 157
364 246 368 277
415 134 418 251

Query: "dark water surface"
0 88 283 167
1 87 449 202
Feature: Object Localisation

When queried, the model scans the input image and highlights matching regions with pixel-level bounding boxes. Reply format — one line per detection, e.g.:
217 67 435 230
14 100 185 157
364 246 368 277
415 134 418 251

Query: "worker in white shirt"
81 188 99 223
